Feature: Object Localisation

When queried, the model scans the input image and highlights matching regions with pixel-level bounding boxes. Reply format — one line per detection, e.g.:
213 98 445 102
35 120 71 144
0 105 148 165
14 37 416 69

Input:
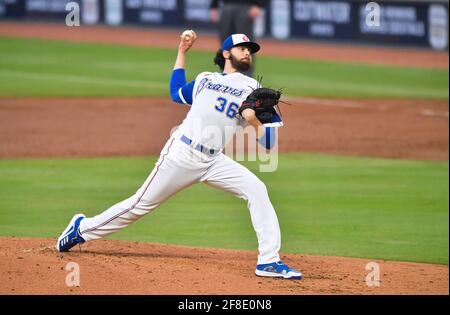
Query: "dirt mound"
0 97 447 160
0 21 448 69
0 237 447 295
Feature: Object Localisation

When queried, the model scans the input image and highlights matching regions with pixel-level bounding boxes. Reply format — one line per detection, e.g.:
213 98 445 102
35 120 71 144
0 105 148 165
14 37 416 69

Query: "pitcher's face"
228 46 252 72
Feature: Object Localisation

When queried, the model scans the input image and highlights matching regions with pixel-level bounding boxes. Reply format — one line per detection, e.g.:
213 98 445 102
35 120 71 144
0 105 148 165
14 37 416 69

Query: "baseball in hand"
182 30 194 41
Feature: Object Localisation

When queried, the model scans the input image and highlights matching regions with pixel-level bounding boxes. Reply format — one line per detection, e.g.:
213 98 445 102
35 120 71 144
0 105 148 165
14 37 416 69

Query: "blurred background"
0 0 448 50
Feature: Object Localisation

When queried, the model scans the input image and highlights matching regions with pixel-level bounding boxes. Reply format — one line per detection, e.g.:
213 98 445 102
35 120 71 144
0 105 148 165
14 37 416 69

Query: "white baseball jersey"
178 71 257 151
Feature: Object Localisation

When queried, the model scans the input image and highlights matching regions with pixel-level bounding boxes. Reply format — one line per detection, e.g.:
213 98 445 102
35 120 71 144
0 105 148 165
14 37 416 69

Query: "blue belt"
180 135 218 156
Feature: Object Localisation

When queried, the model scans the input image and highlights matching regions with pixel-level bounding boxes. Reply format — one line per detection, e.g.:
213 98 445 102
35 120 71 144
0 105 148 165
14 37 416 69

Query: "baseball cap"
221 34 260 54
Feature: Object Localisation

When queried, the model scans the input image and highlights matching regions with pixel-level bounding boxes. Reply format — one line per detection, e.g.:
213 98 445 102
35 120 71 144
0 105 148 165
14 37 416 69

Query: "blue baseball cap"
221 34 260 54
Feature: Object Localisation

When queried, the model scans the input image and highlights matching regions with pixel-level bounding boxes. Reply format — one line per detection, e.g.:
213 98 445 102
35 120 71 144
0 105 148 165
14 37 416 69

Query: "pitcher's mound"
0 237 447 295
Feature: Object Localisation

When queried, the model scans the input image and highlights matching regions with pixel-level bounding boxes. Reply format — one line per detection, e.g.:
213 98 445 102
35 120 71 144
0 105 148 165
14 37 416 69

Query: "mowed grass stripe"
0 36 448 99
0 69 166 89
0 154 447 264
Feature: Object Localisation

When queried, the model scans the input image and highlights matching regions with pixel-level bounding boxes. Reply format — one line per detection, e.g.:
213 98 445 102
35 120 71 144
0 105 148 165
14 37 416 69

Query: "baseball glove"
239 87 282 124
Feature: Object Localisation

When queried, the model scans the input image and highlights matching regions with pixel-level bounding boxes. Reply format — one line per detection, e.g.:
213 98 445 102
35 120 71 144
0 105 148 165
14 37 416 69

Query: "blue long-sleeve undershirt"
170 68 194 105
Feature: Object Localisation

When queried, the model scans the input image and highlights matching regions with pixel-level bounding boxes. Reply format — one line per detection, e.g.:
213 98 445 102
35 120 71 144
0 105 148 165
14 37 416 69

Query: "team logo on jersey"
195 77 210 97
195 77 245 98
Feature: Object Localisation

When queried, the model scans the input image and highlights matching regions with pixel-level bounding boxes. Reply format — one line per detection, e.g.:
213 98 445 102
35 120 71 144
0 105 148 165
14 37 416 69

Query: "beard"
230 54 251 72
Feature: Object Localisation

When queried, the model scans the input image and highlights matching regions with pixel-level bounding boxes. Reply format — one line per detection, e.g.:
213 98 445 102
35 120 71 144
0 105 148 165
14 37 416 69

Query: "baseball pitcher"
56 31 302 280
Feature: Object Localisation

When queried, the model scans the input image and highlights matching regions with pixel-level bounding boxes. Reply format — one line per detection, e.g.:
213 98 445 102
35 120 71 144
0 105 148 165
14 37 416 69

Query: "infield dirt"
0 97 447 160
0 237 448 295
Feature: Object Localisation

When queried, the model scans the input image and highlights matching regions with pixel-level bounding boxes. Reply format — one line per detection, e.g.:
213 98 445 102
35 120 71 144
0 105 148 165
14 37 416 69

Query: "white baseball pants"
79 131 281 264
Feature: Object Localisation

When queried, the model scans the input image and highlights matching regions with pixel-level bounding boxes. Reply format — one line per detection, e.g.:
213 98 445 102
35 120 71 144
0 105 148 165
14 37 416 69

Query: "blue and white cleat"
56 214 86 252
255 261 302 280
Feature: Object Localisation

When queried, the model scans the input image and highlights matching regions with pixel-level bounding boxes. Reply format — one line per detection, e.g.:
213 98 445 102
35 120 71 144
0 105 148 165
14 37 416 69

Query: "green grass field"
0 36 448 99
0 154 448 264
0 36 448 265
